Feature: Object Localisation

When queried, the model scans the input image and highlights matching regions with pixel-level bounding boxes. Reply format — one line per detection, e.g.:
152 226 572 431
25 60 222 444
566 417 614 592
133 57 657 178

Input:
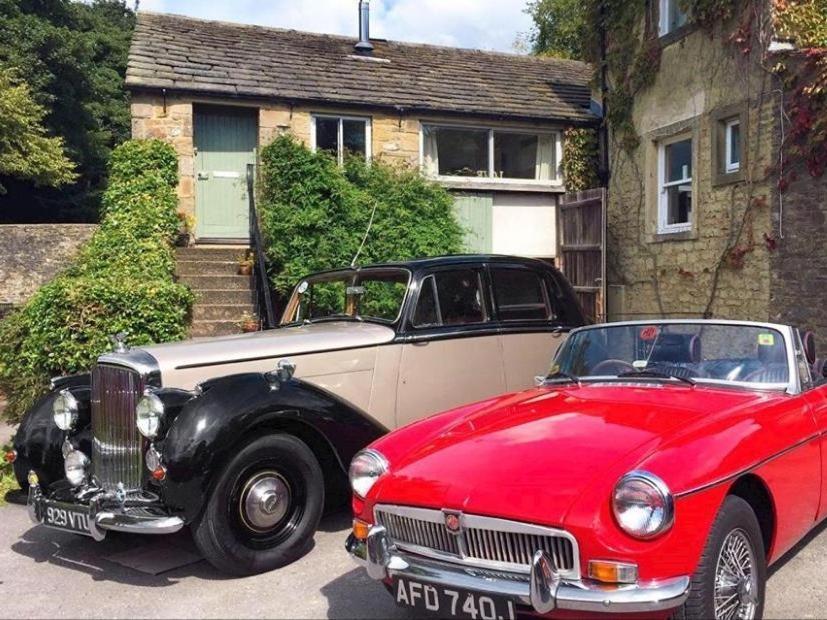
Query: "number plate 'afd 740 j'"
394 578 517 620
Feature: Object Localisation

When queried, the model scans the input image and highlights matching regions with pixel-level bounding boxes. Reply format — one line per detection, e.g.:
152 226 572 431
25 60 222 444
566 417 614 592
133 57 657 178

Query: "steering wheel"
590 359 636 376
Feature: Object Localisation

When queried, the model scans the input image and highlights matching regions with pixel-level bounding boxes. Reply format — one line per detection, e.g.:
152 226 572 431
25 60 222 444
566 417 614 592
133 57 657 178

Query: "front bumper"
347 527 690 615
27 478 184 541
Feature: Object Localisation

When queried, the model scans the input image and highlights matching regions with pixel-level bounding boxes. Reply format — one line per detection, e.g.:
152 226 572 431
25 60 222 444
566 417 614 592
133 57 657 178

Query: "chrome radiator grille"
374 505 579 578
91 364 145 491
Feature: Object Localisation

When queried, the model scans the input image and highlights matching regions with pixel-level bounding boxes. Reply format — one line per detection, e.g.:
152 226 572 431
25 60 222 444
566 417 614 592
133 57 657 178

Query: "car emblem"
444 512 462 534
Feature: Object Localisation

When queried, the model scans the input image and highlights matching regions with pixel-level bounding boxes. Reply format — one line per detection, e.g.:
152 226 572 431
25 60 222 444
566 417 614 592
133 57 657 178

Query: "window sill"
434 177 566 194
652 229 697 243
712 169 745 187
659 23 696 48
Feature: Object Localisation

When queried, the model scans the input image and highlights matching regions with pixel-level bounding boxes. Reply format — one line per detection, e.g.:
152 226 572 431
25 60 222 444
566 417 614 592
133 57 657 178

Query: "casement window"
724 118 741 173
659 0 688 36
311 115 371 163
422 125 562 184
658 137 693 234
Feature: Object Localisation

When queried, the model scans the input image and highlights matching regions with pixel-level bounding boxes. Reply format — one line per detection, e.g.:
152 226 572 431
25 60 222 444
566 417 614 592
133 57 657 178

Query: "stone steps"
175 246 255 338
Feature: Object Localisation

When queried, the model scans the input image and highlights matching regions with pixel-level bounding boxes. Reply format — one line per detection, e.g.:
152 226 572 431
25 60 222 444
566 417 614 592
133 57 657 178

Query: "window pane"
316 118 339 155
435 269 486 325
359 276 407 321
728 122 741 167
494 132 540 180
665 139 692 182
666 185 692 225
308 280 346 318
433 128 489 177
492 268 550 321
413 276 440 327
343 120 367 158
668 0 687 32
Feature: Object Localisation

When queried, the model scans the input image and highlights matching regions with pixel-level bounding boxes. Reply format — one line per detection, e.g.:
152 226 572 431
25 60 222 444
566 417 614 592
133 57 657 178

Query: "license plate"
393 578 517 620
42 502 92 535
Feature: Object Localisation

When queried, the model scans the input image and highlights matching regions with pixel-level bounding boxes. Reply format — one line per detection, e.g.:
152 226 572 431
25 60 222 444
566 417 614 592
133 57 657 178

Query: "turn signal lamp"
4 450 16 464
588 560 639 584
151 466 167 482
27 470 39 487
352 519 371 541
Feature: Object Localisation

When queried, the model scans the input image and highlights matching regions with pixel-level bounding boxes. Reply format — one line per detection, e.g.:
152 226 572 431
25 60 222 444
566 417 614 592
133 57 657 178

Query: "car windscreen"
553 323 790 387
285 270 409 325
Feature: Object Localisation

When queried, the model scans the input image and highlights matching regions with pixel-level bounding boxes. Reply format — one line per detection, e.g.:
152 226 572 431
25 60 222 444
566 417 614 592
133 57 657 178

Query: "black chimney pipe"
355 0 374 53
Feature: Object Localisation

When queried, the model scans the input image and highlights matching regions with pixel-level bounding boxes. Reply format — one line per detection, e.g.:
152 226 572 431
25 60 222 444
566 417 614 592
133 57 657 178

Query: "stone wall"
607 27 777 323
0 224 97 308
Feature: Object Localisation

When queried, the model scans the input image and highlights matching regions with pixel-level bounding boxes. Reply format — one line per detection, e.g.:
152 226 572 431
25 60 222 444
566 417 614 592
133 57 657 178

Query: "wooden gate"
557 188 607 323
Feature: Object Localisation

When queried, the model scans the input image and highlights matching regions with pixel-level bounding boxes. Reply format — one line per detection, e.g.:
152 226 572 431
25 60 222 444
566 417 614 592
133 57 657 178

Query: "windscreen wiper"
544 370 581 385
617 369 696 386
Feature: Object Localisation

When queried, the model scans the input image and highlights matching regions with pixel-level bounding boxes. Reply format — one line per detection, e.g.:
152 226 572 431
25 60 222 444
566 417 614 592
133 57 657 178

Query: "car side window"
413 269 487 328
491 268 551 322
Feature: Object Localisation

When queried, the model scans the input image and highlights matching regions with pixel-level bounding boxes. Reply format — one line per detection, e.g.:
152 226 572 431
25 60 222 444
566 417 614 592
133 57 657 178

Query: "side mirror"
265 359 297 389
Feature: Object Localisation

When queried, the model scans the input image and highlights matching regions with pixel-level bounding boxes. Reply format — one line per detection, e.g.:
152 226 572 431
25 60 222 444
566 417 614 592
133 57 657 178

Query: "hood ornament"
109 332 130 353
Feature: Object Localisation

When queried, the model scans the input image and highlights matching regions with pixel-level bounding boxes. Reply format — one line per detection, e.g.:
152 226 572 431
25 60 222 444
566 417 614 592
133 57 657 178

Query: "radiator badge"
444 511 462 535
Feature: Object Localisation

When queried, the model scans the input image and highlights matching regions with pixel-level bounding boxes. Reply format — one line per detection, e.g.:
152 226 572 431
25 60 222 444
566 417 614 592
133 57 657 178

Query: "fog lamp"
588 560 639 584
64 450 90 487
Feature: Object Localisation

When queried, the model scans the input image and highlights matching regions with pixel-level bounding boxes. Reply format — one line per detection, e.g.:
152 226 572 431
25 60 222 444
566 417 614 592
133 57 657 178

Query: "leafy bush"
0 139 193 423
259 135 464 296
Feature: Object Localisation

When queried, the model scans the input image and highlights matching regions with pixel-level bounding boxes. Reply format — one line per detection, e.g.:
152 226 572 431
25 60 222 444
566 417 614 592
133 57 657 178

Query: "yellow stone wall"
607 28 778 322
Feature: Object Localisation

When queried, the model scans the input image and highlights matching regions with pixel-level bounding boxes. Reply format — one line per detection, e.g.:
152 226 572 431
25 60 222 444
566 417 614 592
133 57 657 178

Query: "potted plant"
176 212 197 247
240 312 259 333
238 251 254 276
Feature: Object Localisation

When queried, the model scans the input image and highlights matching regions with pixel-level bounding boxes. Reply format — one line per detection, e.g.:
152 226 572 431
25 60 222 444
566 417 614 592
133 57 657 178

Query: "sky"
136 0 535 53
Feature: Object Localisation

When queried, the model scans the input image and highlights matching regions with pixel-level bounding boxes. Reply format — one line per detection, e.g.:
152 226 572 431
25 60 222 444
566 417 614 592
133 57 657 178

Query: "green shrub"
259 135 464 296
0 139 193 423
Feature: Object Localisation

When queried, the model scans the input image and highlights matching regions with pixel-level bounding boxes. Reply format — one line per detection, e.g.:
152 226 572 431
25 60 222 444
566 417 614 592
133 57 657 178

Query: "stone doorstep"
175 247 249 262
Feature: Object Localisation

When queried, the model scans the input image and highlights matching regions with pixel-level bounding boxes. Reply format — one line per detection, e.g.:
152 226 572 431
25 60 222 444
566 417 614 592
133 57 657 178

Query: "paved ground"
0 501 826 619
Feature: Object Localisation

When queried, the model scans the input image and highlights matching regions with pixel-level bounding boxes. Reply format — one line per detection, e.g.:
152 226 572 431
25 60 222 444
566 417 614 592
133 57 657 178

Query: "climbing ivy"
561 128 600 190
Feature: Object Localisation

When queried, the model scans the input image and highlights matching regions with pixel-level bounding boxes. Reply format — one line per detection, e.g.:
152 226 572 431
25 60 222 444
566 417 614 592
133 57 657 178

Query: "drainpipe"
598 0 610 187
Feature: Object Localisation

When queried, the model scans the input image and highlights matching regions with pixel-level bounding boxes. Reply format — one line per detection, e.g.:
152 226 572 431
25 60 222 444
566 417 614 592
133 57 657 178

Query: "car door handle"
197 172 209 180
412 340 429 347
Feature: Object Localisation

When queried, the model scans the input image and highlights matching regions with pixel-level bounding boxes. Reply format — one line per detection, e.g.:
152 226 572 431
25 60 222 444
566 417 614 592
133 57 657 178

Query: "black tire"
192 434 324 576
675 495 766 620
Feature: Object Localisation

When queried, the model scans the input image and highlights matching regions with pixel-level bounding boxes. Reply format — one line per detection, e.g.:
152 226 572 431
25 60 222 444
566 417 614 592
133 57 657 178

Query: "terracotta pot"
238 264 253 276
241 320 259 333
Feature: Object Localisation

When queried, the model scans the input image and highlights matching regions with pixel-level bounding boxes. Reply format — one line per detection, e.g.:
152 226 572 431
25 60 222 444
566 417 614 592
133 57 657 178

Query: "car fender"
158 373 387 522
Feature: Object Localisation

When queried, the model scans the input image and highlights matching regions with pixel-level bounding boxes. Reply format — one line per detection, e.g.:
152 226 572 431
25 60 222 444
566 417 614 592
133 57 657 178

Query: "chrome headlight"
136 391 165 439
612 471 674 540
53 389 79 431
64 450 89 487
349 449 389 499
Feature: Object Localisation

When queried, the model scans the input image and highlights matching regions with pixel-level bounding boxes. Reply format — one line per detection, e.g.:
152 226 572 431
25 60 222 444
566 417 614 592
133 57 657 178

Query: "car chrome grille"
91 364 145 491
374 505 579 579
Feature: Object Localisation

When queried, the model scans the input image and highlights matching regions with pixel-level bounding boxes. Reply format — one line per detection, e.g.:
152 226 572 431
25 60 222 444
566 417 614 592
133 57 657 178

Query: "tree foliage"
258 135 465 297
525 0 589 59
0 67 76 192
0 0 135 222
0 140 193 423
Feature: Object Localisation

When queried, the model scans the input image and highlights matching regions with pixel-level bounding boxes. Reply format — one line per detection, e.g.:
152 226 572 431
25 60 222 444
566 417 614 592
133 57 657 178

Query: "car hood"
373 383 778 526
113 321 396 388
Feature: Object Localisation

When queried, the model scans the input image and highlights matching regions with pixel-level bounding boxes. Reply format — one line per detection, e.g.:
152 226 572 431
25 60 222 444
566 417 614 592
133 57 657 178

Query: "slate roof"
127 12 597 124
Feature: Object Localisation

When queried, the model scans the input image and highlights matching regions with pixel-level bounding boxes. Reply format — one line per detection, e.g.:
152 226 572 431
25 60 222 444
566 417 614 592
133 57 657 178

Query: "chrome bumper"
27 480 184 541
347 527 690 615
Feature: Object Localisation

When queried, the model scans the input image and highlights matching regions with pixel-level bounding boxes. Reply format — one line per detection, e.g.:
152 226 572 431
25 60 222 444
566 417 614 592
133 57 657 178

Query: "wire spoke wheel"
714 528 758 620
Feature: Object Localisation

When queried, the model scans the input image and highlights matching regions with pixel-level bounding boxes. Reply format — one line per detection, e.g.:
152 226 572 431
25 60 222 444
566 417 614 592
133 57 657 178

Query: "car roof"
306 255 556 277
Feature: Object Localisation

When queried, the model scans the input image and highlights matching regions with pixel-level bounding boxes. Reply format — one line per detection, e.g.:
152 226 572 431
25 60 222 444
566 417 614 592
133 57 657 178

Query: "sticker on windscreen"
639 326 660 341
758 333 775 346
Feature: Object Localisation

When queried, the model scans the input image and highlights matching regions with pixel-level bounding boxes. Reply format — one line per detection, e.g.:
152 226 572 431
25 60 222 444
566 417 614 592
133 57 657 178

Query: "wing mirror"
265 359 297 389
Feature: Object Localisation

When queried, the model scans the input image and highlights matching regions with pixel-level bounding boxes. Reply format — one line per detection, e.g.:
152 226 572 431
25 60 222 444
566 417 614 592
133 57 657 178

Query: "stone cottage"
125 9 599 261
605 0 827 344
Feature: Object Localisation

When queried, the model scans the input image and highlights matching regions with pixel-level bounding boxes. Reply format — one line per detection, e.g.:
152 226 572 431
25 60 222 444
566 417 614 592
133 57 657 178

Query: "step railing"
247 163 277 330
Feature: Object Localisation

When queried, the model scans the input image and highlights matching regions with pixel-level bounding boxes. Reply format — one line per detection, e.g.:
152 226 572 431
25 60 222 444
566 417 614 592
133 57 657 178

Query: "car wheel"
192 433 324 576
675 495 766 620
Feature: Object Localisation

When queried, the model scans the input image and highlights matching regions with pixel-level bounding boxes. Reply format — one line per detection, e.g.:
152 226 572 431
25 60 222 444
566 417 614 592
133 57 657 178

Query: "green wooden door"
194 106 258 240
453 193 493 253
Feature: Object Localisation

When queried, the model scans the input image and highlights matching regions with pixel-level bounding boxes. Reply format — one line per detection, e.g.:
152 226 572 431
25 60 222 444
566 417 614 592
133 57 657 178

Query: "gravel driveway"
1 501 826 619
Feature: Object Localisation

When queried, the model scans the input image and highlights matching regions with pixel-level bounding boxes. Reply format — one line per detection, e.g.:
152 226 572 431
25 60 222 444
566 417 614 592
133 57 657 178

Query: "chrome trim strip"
354 527 690 614
374 504 580 579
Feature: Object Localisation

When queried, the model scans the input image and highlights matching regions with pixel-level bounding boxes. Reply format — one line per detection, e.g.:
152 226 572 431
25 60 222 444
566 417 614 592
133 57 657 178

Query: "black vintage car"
12 255 585 575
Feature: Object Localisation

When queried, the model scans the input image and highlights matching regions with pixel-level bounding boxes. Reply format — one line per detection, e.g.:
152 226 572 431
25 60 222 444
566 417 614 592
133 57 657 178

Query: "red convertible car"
346 320 827 619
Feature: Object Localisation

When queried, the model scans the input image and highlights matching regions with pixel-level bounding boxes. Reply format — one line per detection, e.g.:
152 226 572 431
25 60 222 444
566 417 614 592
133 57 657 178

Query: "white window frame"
724 118 741 173
659 0 688 36
310 114 372 164
420 123 564 186
657 135 693 235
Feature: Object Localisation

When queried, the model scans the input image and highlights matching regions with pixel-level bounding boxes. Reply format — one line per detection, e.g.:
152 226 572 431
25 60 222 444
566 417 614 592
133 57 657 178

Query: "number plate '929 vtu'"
42 502 92 535
394 578 517 620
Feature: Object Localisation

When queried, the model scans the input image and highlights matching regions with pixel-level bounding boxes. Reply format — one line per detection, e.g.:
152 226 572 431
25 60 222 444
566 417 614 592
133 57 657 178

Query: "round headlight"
64 450 89 487
612 471 674 539
53 390 79 431
349 449 389 499
136 392 165 439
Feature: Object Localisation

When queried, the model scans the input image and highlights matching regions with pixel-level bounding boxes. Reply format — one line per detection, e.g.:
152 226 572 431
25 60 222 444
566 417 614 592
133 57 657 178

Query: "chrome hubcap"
714 528 758 620
239 471 291 533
